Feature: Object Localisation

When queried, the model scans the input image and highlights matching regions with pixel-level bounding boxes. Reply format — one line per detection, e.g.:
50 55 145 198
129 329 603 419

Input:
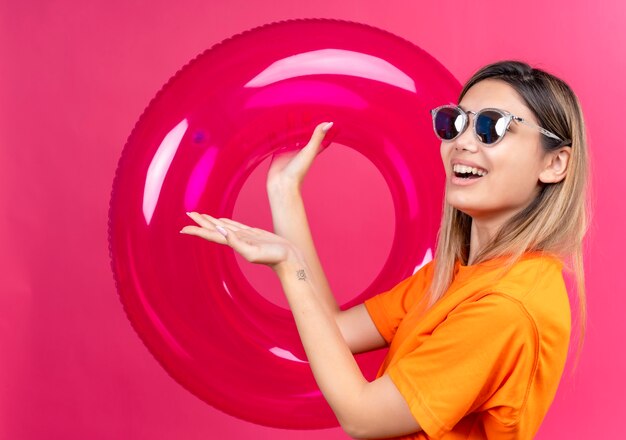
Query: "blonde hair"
428 61 590 364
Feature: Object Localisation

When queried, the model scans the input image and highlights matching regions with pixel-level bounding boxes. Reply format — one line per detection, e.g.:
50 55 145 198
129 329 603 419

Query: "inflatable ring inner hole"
233 142 395 310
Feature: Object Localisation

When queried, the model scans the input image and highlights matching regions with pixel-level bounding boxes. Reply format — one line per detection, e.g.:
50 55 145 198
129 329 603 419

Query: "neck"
467 216 507 265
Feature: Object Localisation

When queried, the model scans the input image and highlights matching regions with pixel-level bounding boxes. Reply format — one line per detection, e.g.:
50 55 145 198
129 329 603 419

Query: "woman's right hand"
266 121 334 196
263 121 387 354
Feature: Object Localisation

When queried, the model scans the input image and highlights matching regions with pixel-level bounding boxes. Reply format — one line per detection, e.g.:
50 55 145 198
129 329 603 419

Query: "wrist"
267 187 302 208
273 244 307 277
267 180 301 200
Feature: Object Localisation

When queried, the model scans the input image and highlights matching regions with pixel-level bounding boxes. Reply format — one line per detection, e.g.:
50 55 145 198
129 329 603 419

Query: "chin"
446 193 476 215
447 197 524 225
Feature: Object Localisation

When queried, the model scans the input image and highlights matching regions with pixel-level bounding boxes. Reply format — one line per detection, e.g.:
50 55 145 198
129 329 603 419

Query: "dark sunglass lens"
434 107 463 140
475 110 507 144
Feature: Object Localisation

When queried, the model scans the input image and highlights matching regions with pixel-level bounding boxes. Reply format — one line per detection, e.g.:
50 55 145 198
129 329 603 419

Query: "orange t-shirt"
364 252 571 439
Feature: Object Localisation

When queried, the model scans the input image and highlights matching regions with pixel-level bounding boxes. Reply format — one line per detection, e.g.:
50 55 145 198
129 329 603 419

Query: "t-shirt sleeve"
364 262 433 343
386 293 539 438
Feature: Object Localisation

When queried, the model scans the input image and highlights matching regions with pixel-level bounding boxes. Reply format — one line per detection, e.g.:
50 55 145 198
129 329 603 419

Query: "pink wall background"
1 1 625 438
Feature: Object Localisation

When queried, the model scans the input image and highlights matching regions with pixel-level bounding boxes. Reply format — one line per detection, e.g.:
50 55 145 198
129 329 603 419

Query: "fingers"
304 121 333 151
208 223 260 261
185 212 243 232
185 211 216 229
273 121 333 179
203 215 251 231
179 224 228 244
180 213 288 266
180 222 256 259
270 122 332 161
181 211 256 239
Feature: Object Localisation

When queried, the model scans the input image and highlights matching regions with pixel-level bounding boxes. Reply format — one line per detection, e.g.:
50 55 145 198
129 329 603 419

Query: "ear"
539 147 571 184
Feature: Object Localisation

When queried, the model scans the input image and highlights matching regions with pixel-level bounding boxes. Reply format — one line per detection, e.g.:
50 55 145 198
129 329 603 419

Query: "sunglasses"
430 104 567 146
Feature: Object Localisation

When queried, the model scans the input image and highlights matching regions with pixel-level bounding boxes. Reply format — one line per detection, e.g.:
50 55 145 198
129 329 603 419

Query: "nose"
453 118 479 152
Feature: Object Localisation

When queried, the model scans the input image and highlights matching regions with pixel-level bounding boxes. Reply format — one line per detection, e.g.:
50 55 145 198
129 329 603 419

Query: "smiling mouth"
452 164 488 180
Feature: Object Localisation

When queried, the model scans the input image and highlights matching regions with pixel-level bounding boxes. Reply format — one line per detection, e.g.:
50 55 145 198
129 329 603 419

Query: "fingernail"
216 225 228 236
322 122 333 133
186 212 193 217
179 229 186 234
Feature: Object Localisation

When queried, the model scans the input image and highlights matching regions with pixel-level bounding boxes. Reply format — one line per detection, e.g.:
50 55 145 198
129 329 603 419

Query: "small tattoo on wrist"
296 269 307 281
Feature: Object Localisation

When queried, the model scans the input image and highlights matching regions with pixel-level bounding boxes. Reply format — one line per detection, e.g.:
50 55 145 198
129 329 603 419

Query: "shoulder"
475 254 571 367
451 292 538 339
489 254 571 331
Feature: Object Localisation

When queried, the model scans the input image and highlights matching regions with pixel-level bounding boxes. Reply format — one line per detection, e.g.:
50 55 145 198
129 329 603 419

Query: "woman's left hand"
180 212 295 268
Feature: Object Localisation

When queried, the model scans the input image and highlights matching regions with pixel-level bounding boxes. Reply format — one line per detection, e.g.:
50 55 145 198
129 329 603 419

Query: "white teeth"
453 164 487 176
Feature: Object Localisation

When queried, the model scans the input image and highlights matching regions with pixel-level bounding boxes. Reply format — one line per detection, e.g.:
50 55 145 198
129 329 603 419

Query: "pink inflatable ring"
108 18 460 429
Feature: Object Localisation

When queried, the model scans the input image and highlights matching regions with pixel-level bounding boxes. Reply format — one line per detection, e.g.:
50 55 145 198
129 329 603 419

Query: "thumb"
307 121 334 149
297 121 334 164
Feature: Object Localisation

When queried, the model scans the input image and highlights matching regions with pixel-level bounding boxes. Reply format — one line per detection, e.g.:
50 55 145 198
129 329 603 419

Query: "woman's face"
440 79 551 223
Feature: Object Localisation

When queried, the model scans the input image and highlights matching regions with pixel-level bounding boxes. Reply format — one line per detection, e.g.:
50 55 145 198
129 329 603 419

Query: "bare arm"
267 123 386 353
181 213 422 438
274 250 421 438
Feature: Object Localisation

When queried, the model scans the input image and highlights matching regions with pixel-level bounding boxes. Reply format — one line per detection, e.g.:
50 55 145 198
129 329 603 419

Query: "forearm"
273 249 367 427
268 186 339 317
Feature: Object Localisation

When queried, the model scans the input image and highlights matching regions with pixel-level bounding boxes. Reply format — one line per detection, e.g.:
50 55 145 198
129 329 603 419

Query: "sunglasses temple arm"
515 117 564 142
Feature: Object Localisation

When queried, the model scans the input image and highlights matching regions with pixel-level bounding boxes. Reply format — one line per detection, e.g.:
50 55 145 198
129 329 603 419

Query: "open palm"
180 212 294 267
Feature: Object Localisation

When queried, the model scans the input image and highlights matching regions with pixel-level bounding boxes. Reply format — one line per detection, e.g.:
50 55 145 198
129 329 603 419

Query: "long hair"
428 60 590 360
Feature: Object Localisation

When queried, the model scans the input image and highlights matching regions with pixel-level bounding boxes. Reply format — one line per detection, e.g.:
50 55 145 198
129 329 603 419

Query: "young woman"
180 60 589 439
